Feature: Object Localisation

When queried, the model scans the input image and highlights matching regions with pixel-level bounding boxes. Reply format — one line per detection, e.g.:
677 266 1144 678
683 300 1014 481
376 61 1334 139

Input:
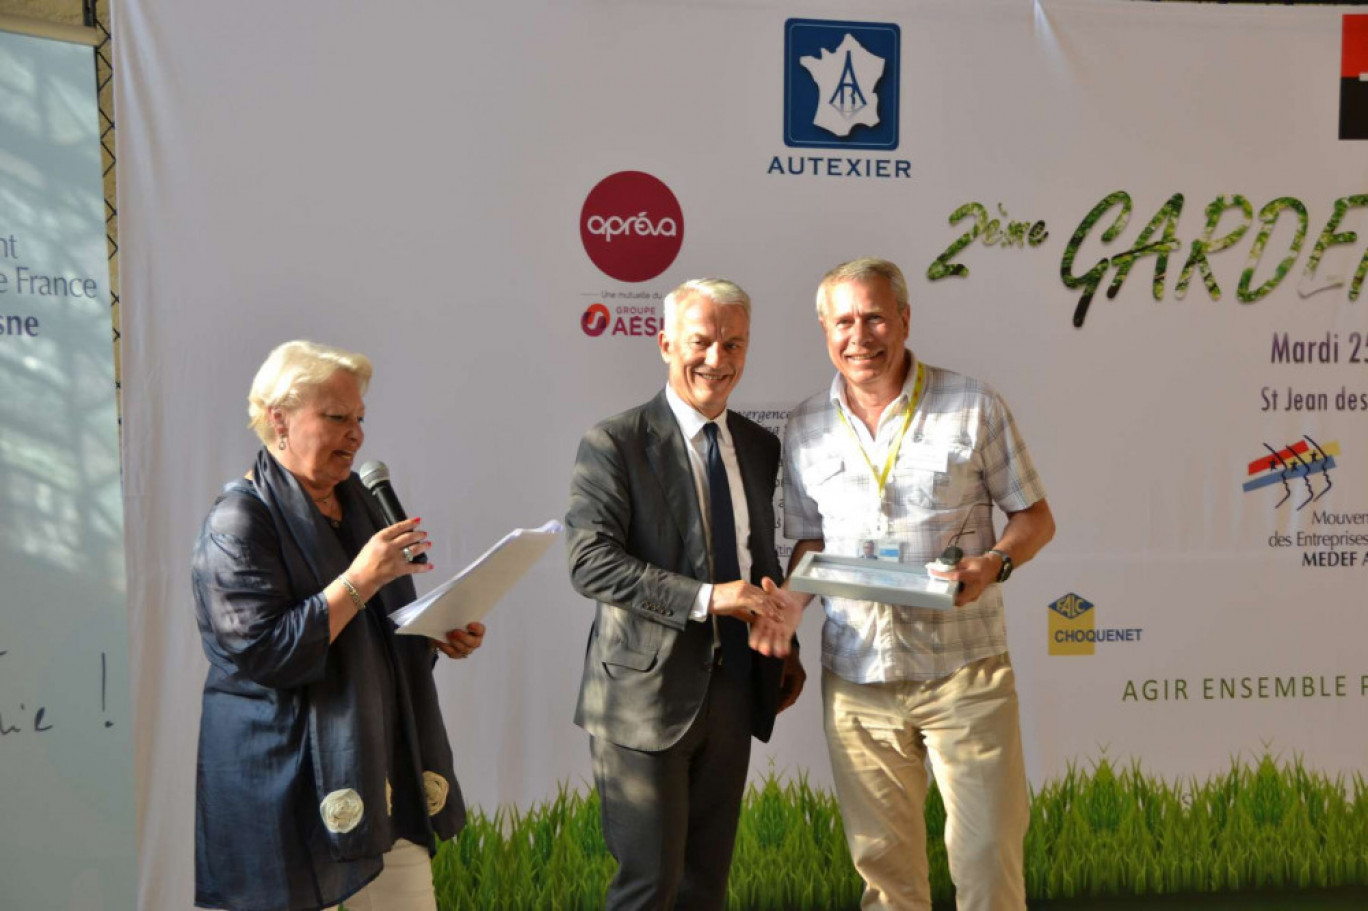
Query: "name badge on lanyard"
845 362 926 564
858 536 905 563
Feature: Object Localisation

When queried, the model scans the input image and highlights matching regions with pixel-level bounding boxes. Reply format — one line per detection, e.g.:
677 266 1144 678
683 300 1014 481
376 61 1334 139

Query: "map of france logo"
784 19 900 150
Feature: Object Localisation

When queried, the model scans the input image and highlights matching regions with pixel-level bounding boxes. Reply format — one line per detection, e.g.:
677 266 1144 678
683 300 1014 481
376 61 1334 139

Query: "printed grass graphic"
371 753 1368 909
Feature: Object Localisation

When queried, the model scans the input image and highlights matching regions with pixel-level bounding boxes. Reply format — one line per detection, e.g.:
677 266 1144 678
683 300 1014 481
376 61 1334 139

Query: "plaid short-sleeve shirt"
783 355 1046 683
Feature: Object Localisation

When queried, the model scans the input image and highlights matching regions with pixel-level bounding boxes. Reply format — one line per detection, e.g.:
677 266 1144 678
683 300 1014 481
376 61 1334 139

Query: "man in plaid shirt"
780 257 1055 911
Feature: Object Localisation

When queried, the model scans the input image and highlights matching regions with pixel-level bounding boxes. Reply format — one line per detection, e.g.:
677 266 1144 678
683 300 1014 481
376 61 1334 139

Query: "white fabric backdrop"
0 27 134 911
115 1 1366 906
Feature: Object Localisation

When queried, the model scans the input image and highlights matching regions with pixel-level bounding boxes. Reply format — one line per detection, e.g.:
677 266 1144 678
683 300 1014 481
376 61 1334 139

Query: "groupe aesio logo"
579 171 684 283
581 303 610 337
579 299 664 339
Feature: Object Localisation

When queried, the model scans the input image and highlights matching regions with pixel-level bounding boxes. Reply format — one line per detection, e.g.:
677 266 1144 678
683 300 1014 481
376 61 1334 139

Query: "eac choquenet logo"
1047 593 1143 657
579 171 684 283
784 18 900 151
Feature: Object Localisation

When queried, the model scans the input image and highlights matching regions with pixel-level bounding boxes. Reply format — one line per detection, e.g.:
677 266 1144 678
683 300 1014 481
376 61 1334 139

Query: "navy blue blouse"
192 450 465 911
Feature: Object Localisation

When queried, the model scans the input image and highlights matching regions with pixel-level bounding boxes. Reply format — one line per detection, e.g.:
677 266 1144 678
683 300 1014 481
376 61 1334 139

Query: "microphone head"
935 545 963 568
358 460 390 490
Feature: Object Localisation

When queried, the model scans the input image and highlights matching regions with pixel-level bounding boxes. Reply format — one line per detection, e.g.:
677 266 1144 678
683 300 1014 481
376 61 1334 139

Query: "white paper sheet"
392 520 562 638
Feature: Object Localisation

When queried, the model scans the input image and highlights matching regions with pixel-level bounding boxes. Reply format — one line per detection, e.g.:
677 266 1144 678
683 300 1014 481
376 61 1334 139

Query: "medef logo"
784 18 899 150
580 171 684 283
1048 594 1143 656
1341 15 1368 140
1242 436 1340 510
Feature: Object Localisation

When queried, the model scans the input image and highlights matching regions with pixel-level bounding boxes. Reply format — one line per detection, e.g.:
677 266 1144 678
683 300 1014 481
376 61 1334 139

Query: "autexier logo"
784 19 900 151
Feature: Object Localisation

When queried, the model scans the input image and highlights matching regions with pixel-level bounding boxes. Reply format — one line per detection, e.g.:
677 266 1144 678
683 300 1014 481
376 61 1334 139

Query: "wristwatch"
987 549 1013 583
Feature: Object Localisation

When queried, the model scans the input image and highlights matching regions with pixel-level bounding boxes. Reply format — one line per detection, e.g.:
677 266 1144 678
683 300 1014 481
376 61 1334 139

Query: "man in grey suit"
567 278 804 910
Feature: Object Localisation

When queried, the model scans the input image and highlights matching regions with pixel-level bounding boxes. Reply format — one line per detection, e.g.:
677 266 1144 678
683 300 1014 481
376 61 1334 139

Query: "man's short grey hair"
815 257 910 319
662 278 751 337
247 340 373 446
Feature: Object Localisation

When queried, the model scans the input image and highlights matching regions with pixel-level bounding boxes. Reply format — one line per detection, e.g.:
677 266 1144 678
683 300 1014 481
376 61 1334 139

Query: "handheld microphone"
358 459 428 563
933 544 963 572
931 544 964 597
933 504 986 588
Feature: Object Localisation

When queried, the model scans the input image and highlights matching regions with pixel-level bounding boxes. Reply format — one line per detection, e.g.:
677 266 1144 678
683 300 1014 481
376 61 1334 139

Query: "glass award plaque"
789 551 957 611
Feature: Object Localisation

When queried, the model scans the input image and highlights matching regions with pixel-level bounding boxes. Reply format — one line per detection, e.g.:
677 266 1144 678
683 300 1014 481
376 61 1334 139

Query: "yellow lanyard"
836 361 925 506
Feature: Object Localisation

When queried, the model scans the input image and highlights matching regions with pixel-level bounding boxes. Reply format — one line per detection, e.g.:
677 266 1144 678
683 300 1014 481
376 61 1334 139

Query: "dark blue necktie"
704 421 750 680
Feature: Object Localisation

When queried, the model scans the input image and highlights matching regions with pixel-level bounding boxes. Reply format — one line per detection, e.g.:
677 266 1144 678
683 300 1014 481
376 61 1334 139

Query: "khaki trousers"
328 838 437 911
822 654 1028 911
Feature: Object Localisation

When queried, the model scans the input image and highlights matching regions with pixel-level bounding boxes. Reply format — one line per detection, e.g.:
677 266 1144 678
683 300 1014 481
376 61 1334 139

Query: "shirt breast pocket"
905 442 978 509
801 457 857 529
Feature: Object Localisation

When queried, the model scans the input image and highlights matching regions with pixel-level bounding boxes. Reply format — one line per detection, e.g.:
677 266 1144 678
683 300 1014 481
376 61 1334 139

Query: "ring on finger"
402 546 414 561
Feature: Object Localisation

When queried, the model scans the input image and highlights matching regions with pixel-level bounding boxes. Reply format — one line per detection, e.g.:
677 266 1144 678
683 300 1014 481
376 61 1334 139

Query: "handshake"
708 578 805 658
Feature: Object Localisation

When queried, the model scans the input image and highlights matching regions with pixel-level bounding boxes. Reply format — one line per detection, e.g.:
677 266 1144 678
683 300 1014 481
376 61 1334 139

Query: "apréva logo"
579 171 684 283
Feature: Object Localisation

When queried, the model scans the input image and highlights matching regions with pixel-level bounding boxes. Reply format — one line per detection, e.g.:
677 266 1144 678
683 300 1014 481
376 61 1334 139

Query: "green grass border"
416 753 1368 910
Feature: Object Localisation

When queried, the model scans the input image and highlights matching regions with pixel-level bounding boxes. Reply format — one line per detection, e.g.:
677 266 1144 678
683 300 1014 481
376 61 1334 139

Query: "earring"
277 436 287 451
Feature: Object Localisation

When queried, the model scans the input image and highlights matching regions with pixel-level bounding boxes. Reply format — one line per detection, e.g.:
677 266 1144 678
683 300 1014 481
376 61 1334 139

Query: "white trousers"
328 838 437 911
822 654 1029 911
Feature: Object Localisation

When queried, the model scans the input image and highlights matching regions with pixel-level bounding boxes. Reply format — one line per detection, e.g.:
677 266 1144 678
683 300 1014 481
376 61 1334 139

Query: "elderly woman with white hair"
192 340 484 911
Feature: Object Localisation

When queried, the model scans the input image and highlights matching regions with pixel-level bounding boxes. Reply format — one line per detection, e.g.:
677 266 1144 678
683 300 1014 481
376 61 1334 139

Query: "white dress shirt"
664 384 752 622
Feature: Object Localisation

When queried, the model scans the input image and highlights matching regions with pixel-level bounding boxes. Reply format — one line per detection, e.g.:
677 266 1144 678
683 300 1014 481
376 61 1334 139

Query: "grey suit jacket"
566 391 785 752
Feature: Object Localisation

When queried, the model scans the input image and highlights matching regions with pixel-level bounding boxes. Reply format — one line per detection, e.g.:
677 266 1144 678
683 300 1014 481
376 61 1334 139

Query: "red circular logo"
581 303 610 337
580 171 684 283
